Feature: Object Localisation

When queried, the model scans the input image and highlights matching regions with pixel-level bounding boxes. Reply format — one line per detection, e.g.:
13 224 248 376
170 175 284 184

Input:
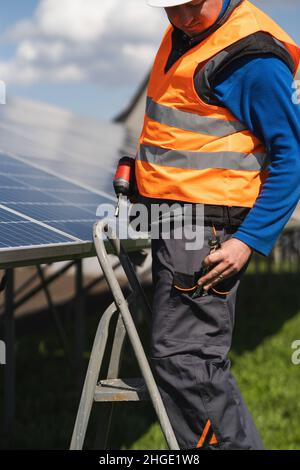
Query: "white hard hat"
147 0 192 7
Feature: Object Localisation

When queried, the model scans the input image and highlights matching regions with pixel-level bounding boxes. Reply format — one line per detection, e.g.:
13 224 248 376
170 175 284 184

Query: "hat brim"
147 0 192 7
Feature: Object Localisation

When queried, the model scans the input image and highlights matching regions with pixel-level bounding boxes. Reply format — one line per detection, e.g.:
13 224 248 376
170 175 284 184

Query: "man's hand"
197 238 253 291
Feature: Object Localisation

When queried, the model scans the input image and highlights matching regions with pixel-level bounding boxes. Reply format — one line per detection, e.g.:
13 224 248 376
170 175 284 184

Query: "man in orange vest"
133 0 300 449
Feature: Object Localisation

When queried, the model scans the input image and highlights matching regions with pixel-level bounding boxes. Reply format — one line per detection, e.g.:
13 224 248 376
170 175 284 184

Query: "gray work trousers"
149 223 264 450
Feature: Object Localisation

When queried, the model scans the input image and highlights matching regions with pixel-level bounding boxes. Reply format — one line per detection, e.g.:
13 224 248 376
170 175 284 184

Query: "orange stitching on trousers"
196 419 218 448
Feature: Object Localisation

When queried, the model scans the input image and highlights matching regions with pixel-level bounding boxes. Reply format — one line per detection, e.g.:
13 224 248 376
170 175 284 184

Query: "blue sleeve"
213 55 300 257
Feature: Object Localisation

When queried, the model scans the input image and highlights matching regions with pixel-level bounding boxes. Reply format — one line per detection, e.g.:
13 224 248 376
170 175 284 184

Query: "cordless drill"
113 156 137 217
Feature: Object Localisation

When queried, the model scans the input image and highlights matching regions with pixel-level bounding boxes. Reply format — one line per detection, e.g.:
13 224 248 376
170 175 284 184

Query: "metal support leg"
74 260 86 388
0 261 76 316
3 268 15 435
37 265 75 373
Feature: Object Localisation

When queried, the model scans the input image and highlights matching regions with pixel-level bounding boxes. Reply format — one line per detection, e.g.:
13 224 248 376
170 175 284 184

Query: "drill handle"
113 156 138 200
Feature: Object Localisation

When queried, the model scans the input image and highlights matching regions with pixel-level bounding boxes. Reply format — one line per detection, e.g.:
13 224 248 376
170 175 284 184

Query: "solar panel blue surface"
0 152 117 266
0 207 73 248
0 97 146 267
0 97 124 198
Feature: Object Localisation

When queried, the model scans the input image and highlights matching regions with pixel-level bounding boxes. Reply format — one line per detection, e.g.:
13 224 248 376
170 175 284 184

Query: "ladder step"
94 377 150 402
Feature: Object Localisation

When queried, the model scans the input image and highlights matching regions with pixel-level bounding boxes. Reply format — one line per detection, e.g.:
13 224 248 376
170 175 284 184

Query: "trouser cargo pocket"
164 270 231 348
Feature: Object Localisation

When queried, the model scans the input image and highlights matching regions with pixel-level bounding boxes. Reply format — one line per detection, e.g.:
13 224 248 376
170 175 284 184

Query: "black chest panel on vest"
194 31 295 106
165 0 243 74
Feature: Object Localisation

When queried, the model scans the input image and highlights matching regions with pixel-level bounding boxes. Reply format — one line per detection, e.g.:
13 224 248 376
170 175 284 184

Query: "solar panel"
0 97 150 269
0 96 125 197
0 99 151 441
0 151 118 268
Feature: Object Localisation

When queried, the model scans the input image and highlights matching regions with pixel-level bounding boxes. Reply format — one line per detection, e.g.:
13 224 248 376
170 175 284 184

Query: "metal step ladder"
70 218 179 450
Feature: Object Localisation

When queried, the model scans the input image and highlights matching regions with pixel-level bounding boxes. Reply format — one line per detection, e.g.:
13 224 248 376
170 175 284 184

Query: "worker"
132 0 300 449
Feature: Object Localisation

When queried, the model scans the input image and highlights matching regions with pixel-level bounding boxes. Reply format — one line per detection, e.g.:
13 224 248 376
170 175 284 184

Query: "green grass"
231 316 300 450
129 272 300 451
0 269 300 450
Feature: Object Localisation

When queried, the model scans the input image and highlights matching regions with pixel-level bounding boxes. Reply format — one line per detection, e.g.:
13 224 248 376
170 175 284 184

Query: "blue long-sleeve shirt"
164 0 300 256
213 56 300 256
199 0 300 256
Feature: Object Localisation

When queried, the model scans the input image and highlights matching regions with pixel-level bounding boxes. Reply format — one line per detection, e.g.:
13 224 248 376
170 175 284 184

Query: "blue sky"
0 0 299 123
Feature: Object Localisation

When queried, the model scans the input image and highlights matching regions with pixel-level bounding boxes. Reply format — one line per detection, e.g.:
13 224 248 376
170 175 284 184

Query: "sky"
0 0 299 123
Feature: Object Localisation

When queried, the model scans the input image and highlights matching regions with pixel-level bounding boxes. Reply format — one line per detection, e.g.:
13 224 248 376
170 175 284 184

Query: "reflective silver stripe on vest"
138 144 269 171
146 97 247 137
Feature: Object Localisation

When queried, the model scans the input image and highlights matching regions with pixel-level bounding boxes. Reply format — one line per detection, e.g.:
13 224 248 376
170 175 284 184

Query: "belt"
134 195 250 228
203 204 250 227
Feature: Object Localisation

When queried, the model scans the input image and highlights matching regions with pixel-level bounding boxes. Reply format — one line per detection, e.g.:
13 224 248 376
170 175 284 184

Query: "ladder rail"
92 219 179 450
108 233 153 328
92 311 127 450
107 309 127 380
70 294 136 450
70 300 120 450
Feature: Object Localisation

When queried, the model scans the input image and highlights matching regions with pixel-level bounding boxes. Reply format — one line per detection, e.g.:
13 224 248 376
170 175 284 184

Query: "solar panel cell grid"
0 153 114 260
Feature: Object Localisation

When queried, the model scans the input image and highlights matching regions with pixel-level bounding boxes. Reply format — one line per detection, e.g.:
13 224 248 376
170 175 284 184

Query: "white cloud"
0 0 166 87
36 0 118 42
1 0 294 89
16 40 68 63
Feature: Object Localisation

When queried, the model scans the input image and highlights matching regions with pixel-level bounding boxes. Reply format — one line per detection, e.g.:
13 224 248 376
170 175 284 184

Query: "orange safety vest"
135 0 300 208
